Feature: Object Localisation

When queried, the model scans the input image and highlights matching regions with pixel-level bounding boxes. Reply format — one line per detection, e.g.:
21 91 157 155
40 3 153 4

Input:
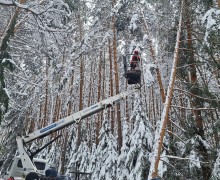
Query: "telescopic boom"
23 86 140 143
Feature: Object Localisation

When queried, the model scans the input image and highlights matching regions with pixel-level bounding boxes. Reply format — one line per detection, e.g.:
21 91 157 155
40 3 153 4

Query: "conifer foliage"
0 10 17 123
125 94 153 179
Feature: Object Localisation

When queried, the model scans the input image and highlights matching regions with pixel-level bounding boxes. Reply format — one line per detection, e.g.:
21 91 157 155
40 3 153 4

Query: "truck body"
2 86 139 179
4 156 49 179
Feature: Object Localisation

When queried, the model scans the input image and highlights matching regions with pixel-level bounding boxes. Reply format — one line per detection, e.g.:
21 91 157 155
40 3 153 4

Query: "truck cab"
4 156 49 179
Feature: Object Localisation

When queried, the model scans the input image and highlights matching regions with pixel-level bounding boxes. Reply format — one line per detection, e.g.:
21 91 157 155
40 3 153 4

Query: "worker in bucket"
130 50 140 70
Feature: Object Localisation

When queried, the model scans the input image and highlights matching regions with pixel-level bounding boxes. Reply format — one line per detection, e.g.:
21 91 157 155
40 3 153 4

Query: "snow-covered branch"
0 0 50 15
162 155 211 164
166 130 186 143
174 88 220 102
8 72 40 86
171 105 215 111
0 0 71 16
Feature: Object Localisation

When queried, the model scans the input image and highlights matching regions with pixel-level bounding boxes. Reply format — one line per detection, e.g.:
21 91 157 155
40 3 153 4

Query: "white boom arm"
23 86 139 143
16 86 139 175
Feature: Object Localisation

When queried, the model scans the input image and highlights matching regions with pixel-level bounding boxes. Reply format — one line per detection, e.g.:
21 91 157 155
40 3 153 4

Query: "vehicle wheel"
25 172 39 180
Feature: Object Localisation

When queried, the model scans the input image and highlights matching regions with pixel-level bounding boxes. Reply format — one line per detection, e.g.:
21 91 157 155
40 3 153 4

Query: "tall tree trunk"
102 51 106 101
209 111 219 148
125 82 130 123
60 75 75 172
149 1 183 178
179 84 186 128
0 0 27 122
140 6 174 137
60 131 68 174
108 39 115 134
140 8 165 103
151 88 156 124
112 15 122 150
87 63 93 148
186 2 211 178
76 13 84 148
101 51 105 124
76 56 84 148
43 58 49 128
96 52 102 146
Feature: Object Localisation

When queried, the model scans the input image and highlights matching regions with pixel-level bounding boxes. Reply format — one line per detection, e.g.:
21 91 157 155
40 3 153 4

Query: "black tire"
25 172 39 180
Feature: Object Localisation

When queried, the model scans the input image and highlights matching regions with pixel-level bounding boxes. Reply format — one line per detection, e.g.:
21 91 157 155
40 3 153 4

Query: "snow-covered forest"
0 0 220 179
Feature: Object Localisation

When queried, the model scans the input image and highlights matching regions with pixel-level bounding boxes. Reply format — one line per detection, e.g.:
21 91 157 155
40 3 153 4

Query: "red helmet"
134 50 139 55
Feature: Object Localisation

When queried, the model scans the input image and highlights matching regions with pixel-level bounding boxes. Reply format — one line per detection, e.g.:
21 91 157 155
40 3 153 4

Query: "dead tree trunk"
140 7 174 137
149 1 184 178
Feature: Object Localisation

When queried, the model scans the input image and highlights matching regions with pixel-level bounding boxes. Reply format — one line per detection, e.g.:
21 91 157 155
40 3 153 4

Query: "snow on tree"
91 111 118 180
202 7 220 46
0 0 73 175
66 141 91 179
0 0 220 179
148 0 184 178
212 150 220 180
125 93 153 180
86 143 96 175
143 64 157 87
117 121 130 180
129 13 139 31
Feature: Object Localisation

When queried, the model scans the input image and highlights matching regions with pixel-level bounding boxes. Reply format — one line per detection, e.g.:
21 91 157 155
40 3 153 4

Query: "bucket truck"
3 85 140 180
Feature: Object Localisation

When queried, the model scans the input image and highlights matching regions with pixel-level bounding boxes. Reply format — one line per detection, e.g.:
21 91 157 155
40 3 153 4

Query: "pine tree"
117 121 130 180
212 150 220 180
125 94 153 180
67 141 91 179
92 112 118 180
0 10 17 123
